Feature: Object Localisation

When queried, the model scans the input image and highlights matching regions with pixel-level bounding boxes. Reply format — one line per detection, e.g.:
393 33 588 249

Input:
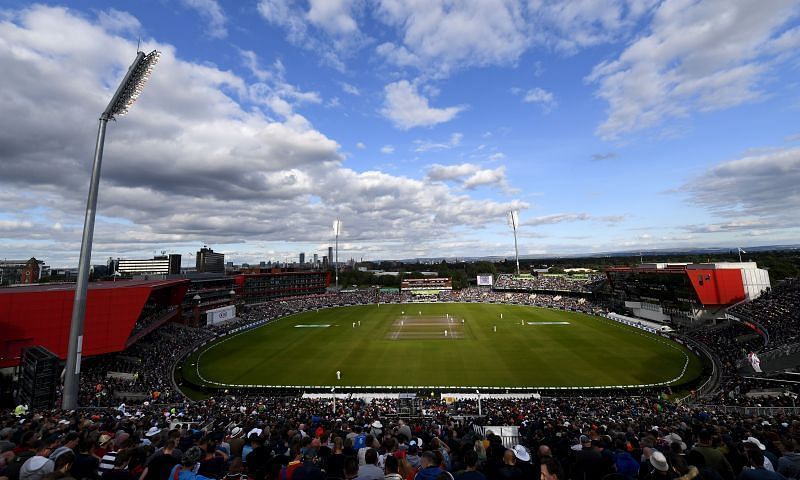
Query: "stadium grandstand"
2 274 800 480
400 277 453 297
607 262 771 327
493 273 605 294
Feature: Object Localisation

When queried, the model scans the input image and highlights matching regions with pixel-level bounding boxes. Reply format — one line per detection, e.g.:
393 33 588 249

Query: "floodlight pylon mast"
333 219 342 289
62 50 160 410
508 210 520 276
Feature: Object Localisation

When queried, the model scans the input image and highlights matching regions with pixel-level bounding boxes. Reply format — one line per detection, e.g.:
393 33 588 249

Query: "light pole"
508 210 520 276
476 389 482 417
62 49 160 410
333 219 342 289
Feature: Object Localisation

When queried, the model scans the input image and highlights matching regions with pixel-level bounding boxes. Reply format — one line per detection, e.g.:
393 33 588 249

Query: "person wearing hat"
643 451 676 480
227 427 246 460
511 446 533 480
370 422 383 439
743 438 776 473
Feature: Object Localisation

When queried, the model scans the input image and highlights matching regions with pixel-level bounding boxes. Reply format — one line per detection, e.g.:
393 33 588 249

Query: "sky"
0 1 799 268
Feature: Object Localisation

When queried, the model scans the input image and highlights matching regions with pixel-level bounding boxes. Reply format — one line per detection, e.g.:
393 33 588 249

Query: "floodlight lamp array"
106 50 160 119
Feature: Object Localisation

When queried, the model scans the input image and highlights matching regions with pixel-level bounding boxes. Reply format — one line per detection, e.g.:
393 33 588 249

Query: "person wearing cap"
227 428 246 460
405 442 421 470
737 450 784 480
690 431 734 480
573 435 606 480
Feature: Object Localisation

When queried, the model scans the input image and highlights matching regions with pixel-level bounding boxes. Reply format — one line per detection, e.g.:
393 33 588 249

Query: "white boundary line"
189 303 694 390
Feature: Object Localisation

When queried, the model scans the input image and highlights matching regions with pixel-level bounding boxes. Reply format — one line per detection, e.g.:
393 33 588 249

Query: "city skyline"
0 1 799 268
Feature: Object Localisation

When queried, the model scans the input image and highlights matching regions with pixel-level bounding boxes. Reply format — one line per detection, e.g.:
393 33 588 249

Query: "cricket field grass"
180 303 704 390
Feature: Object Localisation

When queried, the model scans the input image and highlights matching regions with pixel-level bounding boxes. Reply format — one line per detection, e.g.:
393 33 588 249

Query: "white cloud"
96 9 141 34
381 80 465 129
0 5 528 265
256 0 363 71
462 166 508 190
240 50 322 117
522 87 557 112
427 163 481 181
356 142 366 149
414 132 463 152
340 82 360 96
489 153 506 161
375 0 528 75
306 0 358 34
681 146 800 231
587 0 800 139
426 163 515 193
180 0 227 38
380 145 395 154
523 213 626 226
530 0 657 53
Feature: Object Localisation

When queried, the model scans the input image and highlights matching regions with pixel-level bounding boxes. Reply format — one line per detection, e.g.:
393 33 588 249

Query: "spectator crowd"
2 394 800 480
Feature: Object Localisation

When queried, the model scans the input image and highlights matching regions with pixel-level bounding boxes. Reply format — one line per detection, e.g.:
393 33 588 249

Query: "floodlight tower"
62 50 160 410
333 219 342 289
508 210 521 276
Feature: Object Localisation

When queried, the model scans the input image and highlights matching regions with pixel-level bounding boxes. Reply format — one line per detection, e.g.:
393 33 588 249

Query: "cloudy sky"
1 1 799 267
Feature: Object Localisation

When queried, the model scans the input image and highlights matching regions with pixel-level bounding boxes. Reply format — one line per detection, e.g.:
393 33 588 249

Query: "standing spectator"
737 450 785 480
455 451 486 480
691 432 734 480
385 456 403 480
357 450 384 480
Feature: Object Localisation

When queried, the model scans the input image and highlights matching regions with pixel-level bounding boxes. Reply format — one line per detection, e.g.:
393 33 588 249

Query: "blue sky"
0 1 799 267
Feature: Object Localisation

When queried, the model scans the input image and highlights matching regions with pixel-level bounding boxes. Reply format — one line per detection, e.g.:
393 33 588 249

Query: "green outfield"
180 303 704 390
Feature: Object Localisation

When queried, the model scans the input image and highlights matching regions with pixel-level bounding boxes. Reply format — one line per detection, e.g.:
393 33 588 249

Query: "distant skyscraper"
299 252 305 265
196 247 224 273
328 247 334 266
313 253 318 266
